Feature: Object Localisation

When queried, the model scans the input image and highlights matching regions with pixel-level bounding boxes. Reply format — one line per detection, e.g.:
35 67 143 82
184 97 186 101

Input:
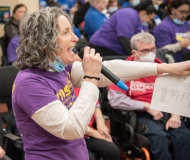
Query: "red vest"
108 56 162 103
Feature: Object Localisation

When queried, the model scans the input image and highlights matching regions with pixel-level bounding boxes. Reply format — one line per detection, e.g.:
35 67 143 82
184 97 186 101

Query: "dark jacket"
4 17 19 48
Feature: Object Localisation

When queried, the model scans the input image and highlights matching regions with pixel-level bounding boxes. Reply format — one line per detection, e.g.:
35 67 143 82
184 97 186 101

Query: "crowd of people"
2 0 190 65
1 0 190 160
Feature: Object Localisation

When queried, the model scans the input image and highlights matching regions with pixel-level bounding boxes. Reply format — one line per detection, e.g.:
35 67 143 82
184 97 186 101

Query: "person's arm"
71 60 157 87
85 126 112 142
94 107 104 120
108 89 163 119
94 108 110 136
32 81 99 140
162 38 190 53
162 43 182 53
154 24 190 52
72 60 190 88
0 147 5 159
118 36 132 55
107 89 144 110
165 114 181 130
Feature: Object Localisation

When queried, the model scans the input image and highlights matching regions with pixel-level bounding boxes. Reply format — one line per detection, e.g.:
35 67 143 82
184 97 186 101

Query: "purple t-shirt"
90 8 142 55
153 16 190 62
12 65 88 160
7 36 19 63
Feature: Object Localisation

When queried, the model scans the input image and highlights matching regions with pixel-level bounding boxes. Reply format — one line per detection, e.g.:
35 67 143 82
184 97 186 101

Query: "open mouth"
68 47 74 53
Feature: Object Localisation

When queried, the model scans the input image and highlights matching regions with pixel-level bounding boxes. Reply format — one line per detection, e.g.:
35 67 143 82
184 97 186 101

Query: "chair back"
156 49 175 63
0 37 9 66
0 66 18 98
182 50 190 61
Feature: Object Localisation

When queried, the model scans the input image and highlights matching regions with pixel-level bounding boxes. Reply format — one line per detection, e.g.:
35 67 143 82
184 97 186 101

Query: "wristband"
83 75 100 81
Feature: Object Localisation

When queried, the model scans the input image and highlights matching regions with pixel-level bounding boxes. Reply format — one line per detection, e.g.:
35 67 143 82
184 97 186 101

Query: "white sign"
150 74 190 118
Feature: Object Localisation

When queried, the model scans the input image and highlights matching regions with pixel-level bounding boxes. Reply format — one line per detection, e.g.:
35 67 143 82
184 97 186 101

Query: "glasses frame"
135 48 157 55
177 9 190 16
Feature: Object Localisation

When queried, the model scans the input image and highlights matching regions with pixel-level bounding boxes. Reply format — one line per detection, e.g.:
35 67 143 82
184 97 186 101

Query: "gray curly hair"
15 7 70 70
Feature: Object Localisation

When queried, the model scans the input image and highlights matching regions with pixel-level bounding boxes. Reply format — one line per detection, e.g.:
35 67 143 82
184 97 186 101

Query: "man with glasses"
108 32 190 160
153 0 190 62
89 0 157 56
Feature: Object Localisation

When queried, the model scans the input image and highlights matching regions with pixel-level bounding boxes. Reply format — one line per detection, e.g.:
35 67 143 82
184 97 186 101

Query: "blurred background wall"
0 0 39 37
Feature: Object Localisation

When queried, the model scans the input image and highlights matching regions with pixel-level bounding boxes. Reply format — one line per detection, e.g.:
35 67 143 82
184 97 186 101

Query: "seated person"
108 32 190 160
107 0 118 15
84 0 108 39
74 88 120 160
148 0 167 33
3 4 27 48
153 0 190 62
90 1 156 56
12 6 190 160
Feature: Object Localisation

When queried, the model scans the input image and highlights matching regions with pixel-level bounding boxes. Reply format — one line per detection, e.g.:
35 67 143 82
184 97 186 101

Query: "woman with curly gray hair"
12 6 190 160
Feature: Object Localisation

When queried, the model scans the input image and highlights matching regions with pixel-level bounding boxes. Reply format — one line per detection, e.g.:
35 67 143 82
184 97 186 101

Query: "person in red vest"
108 32 190 160
74 88 120 160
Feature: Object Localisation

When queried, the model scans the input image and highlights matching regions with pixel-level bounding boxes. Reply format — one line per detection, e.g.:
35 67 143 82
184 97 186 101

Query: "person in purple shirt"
153 0 190 62
90 1 157 56
12 7 103 160
11 6 190 160
7 36 19 64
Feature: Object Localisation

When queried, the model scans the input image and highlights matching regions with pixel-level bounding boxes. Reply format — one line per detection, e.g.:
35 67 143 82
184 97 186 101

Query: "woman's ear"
171 8 175 15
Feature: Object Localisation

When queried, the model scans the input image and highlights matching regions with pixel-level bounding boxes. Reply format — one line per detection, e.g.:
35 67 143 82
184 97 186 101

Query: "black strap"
83 76 100 81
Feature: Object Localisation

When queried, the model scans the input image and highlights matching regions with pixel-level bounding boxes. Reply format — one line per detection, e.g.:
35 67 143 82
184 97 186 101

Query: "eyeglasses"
135 47 157 55
177 10 190 16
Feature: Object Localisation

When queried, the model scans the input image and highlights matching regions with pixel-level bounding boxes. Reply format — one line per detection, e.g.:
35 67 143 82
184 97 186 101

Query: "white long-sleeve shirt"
32 60 157 140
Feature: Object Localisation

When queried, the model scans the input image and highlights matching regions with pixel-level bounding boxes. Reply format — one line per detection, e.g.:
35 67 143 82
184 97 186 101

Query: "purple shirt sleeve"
107 89 145 111
7 36 19 63
14 76 58 117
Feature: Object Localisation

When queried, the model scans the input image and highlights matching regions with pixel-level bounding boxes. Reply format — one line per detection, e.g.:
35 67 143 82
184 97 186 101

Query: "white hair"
130 32 155 49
